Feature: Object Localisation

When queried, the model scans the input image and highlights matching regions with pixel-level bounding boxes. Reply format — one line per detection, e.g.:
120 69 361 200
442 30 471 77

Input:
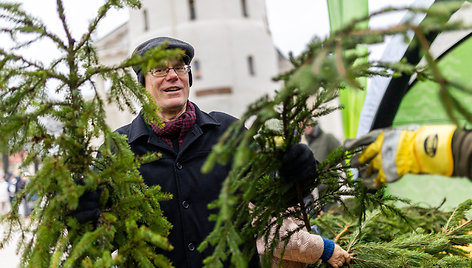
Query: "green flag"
326 0 369 138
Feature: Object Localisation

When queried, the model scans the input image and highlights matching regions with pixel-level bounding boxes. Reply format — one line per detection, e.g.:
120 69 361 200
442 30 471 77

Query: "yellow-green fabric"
393 36 472 128
388 26 472 210
387 174 472 211
326 0 368 138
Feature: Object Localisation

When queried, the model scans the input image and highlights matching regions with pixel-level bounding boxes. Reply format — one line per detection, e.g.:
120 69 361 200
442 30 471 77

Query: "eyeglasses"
149 65 191 77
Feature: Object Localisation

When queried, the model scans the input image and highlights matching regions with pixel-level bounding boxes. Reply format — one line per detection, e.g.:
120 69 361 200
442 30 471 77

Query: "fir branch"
199 3 472 265
56 0 74 48
0 3 67 51
444 199 472 234
0 1 176 267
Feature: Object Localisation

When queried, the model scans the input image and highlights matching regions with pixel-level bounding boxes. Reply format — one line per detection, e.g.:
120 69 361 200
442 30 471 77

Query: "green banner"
326 0 369 138
393 35 472 128
384 3 472 210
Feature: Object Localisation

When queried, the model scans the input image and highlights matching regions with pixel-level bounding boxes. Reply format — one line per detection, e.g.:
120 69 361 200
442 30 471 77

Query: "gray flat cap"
132 37 195 86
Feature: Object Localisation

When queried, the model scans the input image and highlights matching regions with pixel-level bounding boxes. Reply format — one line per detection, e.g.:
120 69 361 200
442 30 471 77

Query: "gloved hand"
344 125 457 188
69 189 101 224
279 143 318 183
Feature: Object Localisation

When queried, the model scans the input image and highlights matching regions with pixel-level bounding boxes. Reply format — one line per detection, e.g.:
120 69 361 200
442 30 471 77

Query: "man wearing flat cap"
73 37 350 267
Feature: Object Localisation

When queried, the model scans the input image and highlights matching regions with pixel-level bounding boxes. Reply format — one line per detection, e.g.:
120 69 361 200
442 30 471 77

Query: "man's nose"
166 68 179 78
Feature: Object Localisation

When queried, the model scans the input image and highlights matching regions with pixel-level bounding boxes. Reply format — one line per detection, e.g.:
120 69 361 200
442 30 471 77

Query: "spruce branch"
312 198 472 267
0 2 67 50
200 2 472 266
0 1 179 267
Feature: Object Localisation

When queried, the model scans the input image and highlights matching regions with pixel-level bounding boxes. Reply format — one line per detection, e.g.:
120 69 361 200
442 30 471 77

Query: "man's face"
304 125 314 135
144 60 190 117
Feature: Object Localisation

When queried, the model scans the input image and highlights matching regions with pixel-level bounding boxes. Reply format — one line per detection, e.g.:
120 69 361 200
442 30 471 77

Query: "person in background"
15 174 32 217
7 173 16 205
0 176 9 214
304 119 341 162
71 37 350 267
304 120 342 213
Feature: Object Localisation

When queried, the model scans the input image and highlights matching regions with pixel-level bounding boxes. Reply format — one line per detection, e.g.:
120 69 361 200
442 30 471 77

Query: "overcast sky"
3 0 329 59
1 0 417 63
267 0 415 56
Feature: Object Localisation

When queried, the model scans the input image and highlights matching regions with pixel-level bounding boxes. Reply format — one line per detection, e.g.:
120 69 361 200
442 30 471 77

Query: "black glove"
279 143 318 183
69 189 101 224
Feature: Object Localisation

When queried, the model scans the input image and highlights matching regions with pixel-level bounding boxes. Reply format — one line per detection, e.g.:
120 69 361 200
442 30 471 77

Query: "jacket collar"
126 101 221 144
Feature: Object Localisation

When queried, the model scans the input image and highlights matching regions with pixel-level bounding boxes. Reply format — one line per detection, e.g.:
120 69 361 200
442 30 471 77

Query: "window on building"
241 0 249 18
193 60 202 79
189 0 196 20
247 56 255 76
143 9 149 32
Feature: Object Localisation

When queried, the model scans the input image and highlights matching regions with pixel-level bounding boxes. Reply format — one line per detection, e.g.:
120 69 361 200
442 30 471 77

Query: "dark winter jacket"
116 103 258 267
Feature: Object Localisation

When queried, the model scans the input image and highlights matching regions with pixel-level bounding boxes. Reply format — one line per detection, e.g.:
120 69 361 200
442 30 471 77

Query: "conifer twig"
296 183 311 231
334 223 351 244
447 218 472 235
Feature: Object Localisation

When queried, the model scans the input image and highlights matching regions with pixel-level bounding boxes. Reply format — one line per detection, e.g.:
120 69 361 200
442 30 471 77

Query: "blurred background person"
15 174 32 217
6 173 16 209
0 176 9 214
304 119 341 162
303 119 343 215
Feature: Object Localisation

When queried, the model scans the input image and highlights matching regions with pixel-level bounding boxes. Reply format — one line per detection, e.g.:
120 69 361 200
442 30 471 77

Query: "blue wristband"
321 237 335 261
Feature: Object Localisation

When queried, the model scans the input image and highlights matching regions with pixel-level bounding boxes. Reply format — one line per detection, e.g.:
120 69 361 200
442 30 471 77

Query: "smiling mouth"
163 87 181 92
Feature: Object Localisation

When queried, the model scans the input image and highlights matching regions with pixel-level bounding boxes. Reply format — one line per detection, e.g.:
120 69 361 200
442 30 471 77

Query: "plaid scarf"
149 101 196 149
